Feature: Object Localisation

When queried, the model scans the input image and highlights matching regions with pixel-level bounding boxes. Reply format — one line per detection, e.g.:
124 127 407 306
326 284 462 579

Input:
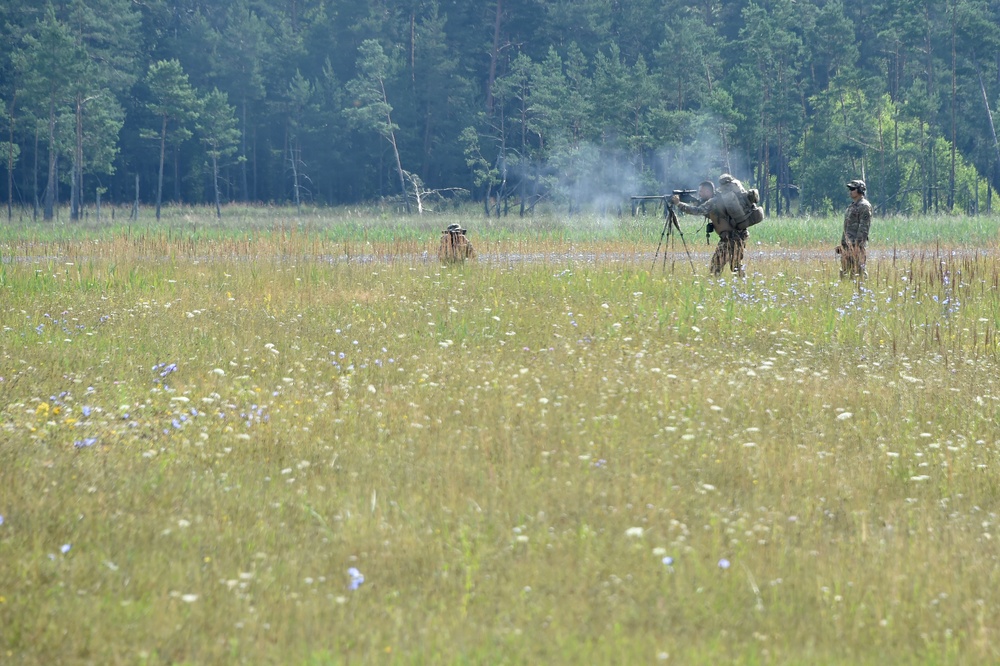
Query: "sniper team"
673 174 870 280
445 176 871 280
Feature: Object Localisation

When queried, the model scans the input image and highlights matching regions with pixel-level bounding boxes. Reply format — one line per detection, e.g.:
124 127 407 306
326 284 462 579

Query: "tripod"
652 201 696 273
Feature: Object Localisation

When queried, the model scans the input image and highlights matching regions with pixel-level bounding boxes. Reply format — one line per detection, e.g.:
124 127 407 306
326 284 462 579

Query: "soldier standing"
672 178 748 276
840 179 872 279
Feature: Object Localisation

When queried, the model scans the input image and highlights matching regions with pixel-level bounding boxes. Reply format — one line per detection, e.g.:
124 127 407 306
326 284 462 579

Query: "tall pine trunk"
240 98 249 201
6 91 14 222
156 114 166 220
486 0 503 113
33 126 39 220
71 95 83 221
949 0 957 210
44 102 56 221
212 150 221 219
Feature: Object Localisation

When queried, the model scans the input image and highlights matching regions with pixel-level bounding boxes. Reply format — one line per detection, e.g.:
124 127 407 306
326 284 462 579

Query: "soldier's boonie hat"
846 179 866 190
446 223 461 231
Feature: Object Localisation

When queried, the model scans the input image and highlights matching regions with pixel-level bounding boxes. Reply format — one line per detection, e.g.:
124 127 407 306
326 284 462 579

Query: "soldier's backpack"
716 174 764 231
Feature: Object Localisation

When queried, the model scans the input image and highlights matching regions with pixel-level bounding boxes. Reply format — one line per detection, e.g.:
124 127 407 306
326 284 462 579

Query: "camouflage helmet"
446 223 461 232
718 173 736 185
846 179 866 192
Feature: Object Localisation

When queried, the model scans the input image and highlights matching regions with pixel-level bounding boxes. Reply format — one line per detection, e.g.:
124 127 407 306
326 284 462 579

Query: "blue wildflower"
81 406 92 417
61 544 72 554
718 558 731 569
348 567 365 590
74 438 97 448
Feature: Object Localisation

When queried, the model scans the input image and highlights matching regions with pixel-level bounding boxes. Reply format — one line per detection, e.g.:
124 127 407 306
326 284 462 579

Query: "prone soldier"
438 223 476 263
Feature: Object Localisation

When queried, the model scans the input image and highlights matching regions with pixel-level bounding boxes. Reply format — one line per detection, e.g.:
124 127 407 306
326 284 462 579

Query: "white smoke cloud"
512 118 750 215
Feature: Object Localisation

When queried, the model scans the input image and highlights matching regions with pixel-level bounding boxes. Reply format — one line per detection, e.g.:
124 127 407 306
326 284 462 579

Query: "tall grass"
1 211 999 663
1 203 998 247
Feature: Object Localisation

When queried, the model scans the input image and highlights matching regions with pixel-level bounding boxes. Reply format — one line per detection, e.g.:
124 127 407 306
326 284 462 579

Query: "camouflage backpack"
716 174 764 231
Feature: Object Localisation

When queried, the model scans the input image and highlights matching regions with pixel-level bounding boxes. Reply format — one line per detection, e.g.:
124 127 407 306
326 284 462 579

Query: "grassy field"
2 207 1000 664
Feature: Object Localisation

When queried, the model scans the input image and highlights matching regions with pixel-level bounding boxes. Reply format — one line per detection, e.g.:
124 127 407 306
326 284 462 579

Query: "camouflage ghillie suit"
677 189 747 277
438 224 476 263
710 229 748 275
840 179 872 279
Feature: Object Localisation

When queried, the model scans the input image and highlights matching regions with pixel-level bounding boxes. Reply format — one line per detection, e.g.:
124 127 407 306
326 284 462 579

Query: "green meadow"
2 207 1000 664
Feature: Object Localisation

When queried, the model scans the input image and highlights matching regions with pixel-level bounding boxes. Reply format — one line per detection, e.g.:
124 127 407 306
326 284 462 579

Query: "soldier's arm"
858 203 872 241
676 200 710 216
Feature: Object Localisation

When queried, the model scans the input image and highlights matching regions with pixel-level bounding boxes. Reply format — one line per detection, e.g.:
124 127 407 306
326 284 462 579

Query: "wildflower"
0 515 4 526
625 527 644 538
61 544 72 554
836 412 853 421
181 594 198 603
348 567 365 590
662 556 674 566
74 438 97 448
718 558 731 569
81 406 92 417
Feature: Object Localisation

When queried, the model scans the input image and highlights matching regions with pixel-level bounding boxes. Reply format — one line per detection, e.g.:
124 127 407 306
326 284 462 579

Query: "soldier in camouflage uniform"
438 223 476 263
672 179 748 276
839 179 872 279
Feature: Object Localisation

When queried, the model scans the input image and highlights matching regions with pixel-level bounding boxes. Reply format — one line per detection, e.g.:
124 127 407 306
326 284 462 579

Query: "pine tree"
197 88 240 219
345 39 411 213
16 7 87 221
144 59 199 220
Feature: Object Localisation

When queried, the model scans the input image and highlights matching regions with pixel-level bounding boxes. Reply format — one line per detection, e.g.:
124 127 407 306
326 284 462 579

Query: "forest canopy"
2 0 1000 219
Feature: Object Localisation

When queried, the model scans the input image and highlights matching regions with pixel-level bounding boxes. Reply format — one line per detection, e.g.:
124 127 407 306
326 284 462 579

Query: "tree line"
2 0 1000 220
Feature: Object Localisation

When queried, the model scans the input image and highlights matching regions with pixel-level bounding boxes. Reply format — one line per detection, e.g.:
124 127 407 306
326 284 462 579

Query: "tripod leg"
669 209 697 274
651 216 670 270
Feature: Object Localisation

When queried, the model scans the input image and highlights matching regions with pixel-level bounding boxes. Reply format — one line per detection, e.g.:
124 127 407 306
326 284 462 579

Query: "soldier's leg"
856 242 867 278
731 233 746 275
839 243 851 278
843 242 863 278
710 240 726 275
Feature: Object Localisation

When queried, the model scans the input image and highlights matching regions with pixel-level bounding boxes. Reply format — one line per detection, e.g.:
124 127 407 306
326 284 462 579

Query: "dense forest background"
2 0 1000 220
